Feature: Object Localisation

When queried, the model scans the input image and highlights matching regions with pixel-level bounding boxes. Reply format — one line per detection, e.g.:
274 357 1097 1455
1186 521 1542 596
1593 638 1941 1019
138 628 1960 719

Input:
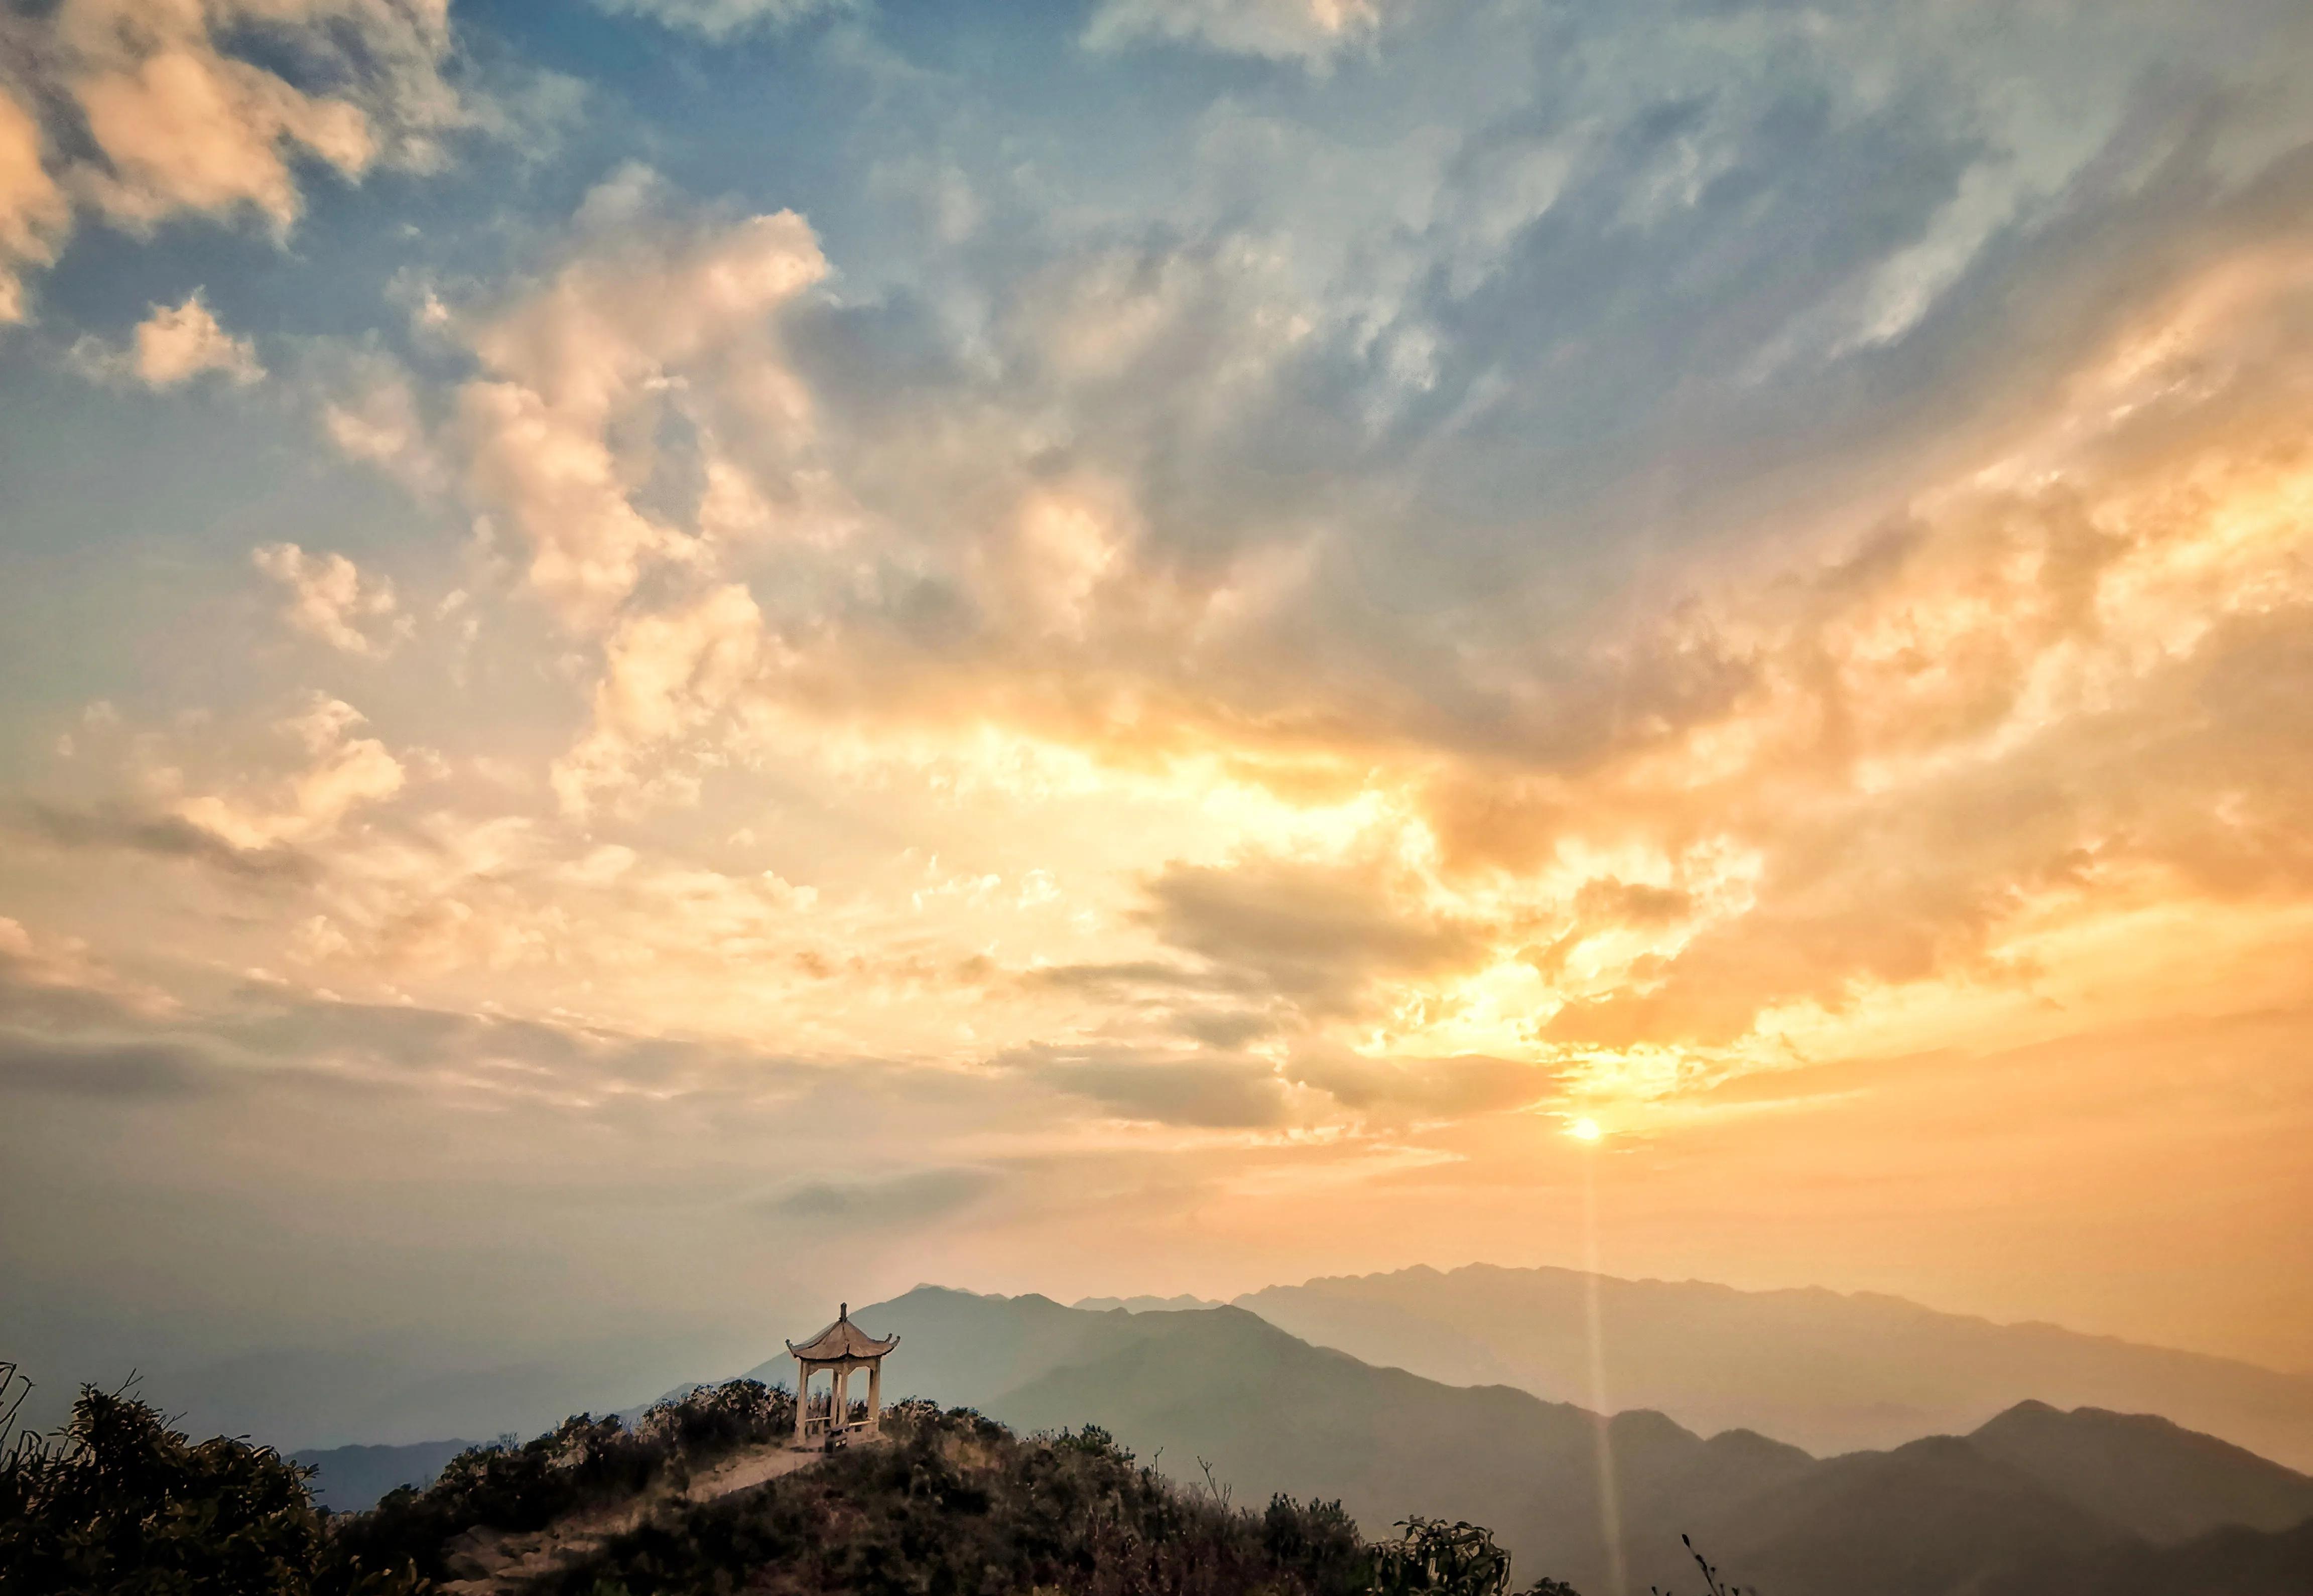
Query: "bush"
0 1382 1595 1596
1262 1494 1364 1596
1370 1520 1514 1596
0 1384 420 1595
532 1406 1586 1596
326 1380 794 1584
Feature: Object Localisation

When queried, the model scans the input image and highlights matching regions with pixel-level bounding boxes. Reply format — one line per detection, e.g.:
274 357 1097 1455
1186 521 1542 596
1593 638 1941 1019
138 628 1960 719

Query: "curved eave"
785 1328 902 1360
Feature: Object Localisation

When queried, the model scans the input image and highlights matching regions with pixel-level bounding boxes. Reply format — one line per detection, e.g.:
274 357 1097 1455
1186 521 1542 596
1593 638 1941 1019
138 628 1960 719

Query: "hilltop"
753 1286 2313 1596
2 1382 1580 1596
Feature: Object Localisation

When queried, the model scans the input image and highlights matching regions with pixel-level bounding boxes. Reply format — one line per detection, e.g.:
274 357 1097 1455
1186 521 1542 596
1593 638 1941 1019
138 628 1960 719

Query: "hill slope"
1984 1516 2313 1596
762 1288 2313 1596
1695 1435 2119 1596
1235 1264 2313 1469
1968 1400 2313 1543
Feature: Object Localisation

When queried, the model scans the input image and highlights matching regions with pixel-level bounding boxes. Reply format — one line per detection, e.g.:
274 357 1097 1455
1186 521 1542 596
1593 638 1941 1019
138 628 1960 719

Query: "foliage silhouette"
331 1379 795 1582
0 1382 1596 1596
534 1401 1586 1596
1650 1534 1746 1596
0 1383 420 1594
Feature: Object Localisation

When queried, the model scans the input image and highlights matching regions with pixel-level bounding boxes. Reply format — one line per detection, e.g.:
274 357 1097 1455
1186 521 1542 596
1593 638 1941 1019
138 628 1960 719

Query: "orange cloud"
0 0 472 317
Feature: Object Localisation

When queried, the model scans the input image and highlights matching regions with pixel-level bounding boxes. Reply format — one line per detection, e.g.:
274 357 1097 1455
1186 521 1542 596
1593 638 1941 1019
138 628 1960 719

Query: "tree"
1371 1518 1513 1596
1368 1517 1584 1596
0 1385 421 1595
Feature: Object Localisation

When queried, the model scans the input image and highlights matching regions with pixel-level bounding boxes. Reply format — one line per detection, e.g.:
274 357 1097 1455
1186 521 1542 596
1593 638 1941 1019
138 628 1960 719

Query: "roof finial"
840 1301 848 1318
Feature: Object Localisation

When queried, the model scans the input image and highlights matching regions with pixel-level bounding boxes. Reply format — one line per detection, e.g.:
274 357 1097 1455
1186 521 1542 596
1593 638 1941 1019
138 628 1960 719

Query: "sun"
1569 1116 1603 1142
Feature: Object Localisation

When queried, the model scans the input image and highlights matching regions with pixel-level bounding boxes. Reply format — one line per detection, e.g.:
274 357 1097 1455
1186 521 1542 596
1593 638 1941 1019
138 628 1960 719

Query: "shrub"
1365 1517 1589 1596
326 1380 795 1584
0 1384 420 1595
0 1381 1596 1596
533 1406 1587 1596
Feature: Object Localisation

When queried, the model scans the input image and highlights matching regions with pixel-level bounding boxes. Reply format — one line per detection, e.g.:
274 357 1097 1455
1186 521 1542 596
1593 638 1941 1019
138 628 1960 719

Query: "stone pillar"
833 1366 849 1436
867 1359 882 1436
794 1359 809 1444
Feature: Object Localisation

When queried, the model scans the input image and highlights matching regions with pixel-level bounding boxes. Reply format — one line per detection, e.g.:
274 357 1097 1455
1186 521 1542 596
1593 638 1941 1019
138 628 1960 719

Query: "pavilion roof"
787 1304 900 1361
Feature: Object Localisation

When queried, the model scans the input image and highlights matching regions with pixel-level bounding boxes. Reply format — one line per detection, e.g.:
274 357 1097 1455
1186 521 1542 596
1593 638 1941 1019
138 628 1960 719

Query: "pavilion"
788 1303 900 1446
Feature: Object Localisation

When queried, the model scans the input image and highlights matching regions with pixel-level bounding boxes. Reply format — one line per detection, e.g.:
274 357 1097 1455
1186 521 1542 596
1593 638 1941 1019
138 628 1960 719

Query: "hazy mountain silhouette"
1967 1399 2313 1542
1980 1516 2313 1596
749 1288 1765 1592
1235 1263 2313 1470
765 1287 2313 1596
1694 1434 2119 1596
290 1437 473 1513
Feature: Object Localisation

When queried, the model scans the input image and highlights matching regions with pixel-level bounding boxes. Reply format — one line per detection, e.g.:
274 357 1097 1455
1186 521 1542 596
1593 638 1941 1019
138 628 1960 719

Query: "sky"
4 0 2313 1446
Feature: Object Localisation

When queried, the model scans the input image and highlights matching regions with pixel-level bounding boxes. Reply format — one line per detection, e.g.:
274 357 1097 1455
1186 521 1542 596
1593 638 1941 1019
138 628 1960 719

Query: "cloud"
1143 857 1488 1017
1573 877 1692 930
132 292 264 385
0 917 175 1027
0 89 69 323
761 1166 997 1227
39 15 2313 1106
59 0 464 233
1169 1006 1278 1048
71 291 264 387
0 1035 214 1099
593 0 850 39
315 351 443 492
1288 1049 1557 1122
0 943 782 1110
16 0 2313 1390
251 544 409 656
0 0 476 326
1011 1042 1292 1129
175 696 406 849
551 583 767 815
1527 243 2313 1049
1083 0 1389 63
21 803 317 884
1022 960 1261 999
450 167 828 625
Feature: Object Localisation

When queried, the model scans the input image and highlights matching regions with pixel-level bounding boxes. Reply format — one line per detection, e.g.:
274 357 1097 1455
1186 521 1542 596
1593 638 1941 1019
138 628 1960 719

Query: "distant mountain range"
732 1286 2313 1596
1233 1263 2313 1471
287 1264 2313 1596
291 1437 475 1513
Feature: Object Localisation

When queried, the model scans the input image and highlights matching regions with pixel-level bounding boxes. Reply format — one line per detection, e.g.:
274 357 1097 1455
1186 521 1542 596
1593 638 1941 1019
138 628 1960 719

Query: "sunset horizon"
5 0 2312 1467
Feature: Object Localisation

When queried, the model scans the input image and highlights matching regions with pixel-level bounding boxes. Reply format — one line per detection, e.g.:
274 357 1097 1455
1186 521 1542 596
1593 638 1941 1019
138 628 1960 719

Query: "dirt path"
437 1439 855 1594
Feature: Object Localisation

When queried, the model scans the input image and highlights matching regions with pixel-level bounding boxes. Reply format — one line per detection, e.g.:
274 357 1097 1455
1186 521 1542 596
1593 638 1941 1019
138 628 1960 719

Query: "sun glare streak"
1581 1147 1628 1596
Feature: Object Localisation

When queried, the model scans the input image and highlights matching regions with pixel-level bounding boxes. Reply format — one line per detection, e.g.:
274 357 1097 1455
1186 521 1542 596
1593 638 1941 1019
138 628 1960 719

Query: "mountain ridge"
1233 1262 2313 1469
743 1286 2313 1596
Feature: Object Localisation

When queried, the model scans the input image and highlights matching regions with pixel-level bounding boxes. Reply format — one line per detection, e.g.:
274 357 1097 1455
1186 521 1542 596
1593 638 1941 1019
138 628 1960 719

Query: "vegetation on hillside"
1 1384 1594 1596
533 1403 1586 1596
333 1379 796 1583
0 1383 416 1595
